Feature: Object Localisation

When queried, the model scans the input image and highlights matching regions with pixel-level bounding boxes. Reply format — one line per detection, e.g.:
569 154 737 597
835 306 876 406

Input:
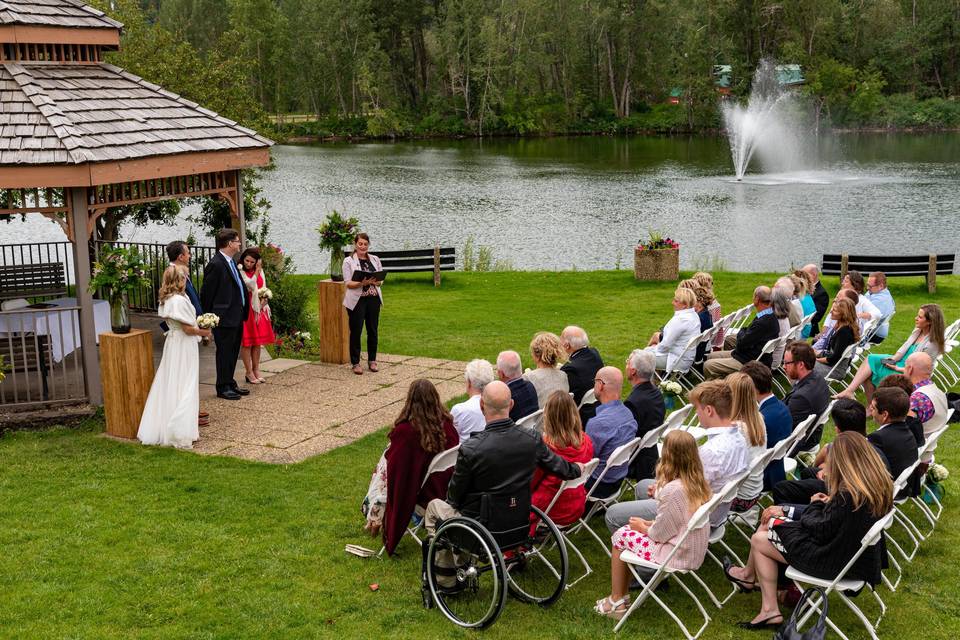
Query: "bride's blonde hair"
158 265 186 303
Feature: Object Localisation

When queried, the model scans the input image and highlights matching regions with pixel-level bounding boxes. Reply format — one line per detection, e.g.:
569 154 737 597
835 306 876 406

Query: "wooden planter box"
634 247 679 281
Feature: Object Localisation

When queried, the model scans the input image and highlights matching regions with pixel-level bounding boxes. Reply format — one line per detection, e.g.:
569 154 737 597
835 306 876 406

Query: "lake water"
6 133 960 273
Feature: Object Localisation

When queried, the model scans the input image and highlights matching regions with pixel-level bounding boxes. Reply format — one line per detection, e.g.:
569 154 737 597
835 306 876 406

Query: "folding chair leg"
615 567 711 639
561 535 594 589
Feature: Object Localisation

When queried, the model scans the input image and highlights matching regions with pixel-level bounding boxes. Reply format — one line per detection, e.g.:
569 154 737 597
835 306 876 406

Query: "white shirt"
698 425 750 526
451 394 485 442
656 307 702 372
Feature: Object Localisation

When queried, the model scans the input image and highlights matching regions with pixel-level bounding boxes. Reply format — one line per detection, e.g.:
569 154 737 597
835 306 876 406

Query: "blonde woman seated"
523 331 569 407
647 287 701 373
137 266 212 449
727 372 767 513
593 430 712 619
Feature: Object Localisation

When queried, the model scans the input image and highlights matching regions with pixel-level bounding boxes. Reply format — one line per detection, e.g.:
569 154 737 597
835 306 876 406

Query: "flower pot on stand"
110 292 131 334
634 247 679 281
329 246 344 282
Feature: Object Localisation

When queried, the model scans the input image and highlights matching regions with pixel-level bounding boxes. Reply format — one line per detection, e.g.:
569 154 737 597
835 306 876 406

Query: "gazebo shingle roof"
0 0 121 29
0 62 272 165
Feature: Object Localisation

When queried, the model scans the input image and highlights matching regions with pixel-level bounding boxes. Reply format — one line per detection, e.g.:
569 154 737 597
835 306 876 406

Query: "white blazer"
342 253 384 310
656 308 702 372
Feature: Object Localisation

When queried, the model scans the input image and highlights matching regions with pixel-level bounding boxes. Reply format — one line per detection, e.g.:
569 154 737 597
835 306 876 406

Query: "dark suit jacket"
786 371 831 452
868 421 920 497
160 272 202 333
625 381 666 481
561 346 604 424
810 281 830 335
200 252 248 328
732 312 780 366
507 377 539 422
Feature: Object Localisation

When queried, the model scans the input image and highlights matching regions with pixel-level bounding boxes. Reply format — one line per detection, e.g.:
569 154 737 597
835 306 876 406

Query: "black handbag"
773 586 828 640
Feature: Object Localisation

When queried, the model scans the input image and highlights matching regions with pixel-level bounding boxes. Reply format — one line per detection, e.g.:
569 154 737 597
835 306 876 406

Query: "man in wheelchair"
423 380 584 589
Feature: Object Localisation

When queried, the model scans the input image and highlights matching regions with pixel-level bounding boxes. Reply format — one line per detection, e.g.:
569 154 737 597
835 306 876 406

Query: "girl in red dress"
238 247 275 384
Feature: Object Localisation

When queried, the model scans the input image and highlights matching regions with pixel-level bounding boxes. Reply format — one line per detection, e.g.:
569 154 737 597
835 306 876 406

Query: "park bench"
0 262 67 302
822 253 955 294
354 246 456 287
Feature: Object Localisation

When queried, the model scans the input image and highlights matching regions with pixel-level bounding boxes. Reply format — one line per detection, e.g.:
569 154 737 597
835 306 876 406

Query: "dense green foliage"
121 0 960 136
2 272 960 638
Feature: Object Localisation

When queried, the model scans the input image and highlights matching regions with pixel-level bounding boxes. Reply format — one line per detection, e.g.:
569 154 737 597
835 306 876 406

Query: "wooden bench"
0 262 67 301
359 246 456 287
822 253 955 294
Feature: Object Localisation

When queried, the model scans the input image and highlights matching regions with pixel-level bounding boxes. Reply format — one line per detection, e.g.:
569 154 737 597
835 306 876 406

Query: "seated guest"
741 362 792 490
868 387 920 497
523 331 569 407
530 391 594 526
424 382 582 580
836 303 946 405
771 398 867 505
497 350 538 422
451 359 495 442
802 263 830 336
793 269 817 338
560 325 605 424
593 431 712 619
775 276 802 327
865 271 895 343
877 374 924 446
693 271 725 352
648 287 701 373
770 286 793 369
624 349 666 481
725 432 892 629
364 379 459 556
813 289 859 350
606 380 749 532
813 297 859 378
842 270 883 331
903 352 950 467
584 366 638 499
682 281 715 365
704 286 779 378
727 372 767 513
783 341 831 453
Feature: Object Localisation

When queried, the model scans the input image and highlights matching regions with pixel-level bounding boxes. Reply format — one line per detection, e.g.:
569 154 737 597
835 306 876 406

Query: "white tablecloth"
0 297 110 362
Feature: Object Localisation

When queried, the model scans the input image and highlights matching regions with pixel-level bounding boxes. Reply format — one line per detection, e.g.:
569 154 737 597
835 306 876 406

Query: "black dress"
773 491 886 585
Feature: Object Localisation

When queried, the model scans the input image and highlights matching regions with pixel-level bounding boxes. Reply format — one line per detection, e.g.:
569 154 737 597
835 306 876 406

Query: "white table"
0 297 110 362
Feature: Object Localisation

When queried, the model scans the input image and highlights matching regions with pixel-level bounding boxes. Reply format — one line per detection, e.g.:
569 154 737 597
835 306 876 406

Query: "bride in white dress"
137 265 212 449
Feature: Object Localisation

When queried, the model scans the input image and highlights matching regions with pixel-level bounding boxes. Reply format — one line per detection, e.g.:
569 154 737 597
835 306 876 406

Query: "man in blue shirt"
584 366 637 499
865 271 895 343
741 361 792 489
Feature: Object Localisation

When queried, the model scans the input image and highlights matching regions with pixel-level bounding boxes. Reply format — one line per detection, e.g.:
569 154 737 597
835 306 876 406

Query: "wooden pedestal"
100 329 154 439
318 279 350 364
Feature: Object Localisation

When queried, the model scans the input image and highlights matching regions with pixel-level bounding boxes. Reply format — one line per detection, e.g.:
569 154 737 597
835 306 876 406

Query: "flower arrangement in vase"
317 210 360 282
89 246 152 333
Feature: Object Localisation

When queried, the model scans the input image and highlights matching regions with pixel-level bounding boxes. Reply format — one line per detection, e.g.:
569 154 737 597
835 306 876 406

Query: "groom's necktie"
226 255 245 306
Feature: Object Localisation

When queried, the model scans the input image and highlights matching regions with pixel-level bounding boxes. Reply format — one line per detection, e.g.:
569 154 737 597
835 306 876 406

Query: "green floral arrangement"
89 246 151 301
317 210 360 250
637 229 680 251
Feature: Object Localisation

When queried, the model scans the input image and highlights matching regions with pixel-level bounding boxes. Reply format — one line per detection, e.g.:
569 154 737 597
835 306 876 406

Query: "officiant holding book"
343 232 384 375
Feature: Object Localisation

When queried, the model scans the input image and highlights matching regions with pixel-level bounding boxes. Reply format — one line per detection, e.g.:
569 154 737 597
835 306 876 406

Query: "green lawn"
2 271 960 639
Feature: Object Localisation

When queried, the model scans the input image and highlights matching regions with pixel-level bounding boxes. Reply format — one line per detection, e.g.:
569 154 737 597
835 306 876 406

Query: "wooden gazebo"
0 0 272 405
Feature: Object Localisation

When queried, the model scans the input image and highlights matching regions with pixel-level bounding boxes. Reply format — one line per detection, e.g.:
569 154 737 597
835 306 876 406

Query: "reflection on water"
4 133 960 273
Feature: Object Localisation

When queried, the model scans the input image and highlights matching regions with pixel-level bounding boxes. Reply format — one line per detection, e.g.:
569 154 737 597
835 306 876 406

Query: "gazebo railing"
93 241 216 312
0 241 75 300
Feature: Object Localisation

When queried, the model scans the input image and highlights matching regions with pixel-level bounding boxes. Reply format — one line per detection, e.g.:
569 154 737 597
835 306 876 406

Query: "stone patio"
192 354 468 463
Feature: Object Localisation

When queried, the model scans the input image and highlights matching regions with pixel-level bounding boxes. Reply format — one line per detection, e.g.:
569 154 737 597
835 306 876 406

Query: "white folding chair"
614 491 726 638
661 331 706 391
697 470 754 607
577 388 597 410
516 408 544 430
824 343 861 395
920 421 953 522
784 400 835 476
660 403 695 436
567 437 643 555
376 444 460 558
758 414 817 507
538 458 600 589
786 510 895 640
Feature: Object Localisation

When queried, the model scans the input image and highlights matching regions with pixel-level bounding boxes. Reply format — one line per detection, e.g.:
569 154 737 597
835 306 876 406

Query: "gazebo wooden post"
67 186 103 405
232 169 247 246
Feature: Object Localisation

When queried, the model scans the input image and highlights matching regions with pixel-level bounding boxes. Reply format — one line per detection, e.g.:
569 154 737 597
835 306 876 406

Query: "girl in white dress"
137 265 212 449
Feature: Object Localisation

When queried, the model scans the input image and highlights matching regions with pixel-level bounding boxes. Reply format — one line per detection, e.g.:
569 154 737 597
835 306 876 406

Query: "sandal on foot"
593 595 630 620
736 614 783 630
723 556 758 593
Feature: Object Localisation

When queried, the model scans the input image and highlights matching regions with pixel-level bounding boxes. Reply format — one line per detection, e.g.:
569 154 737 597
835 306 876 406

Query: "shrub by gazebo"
0 0 273 406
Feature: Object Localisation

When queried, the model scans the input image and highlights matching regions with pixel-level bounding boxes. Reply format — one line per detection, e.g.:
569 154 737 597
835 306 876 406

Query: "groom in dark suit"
200 229 249 400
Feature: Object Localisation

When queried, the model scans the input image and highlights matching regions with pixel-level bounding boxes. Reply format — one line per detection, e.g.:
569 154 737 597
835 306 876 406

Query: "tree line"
100 0 960 137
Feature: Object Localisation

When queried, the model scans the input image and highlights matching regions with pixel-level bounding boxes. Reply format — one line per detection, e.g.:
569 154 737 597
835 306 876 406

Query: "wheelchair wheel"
426 516 507 629
505 506 569 606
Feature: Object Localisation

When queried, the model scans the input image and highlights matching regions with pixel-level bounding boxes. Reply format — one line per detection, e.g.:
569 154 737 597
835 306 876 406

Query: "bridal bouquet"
197 313 220 329
258 286 273 301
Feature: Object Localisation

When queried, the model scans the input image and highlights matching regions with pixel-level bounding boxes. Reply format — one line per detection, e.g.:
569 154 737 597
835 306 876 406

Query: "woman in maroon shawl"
370 379 459 556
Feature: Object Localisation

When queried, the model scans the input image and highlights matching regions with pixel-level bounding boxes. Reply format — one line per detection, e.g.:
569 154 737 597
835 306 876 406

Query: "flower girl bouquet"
197 313 220 345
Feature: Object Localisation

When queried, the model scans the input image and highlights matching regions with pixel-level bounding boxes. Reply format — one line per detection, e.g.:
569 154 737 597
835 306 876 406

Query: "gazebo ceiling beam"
0 25 120 47
0 148 270 189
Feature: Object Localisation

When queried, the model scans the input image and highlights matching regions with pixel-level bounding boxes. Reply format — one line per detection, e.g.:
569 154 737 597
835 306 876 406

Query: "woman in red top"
238 247 276 384
531 390 594 526
377 379 459 556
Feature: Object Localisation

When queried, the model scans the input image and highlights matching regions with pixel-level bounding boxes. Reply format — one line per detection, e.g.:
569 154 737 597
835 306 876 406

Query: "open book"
351 270 387 283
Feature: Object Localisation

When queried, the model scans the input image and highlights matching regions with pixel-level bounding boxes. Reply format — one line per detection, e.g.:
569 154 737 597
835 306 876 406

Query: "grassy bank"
2 271 959 638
